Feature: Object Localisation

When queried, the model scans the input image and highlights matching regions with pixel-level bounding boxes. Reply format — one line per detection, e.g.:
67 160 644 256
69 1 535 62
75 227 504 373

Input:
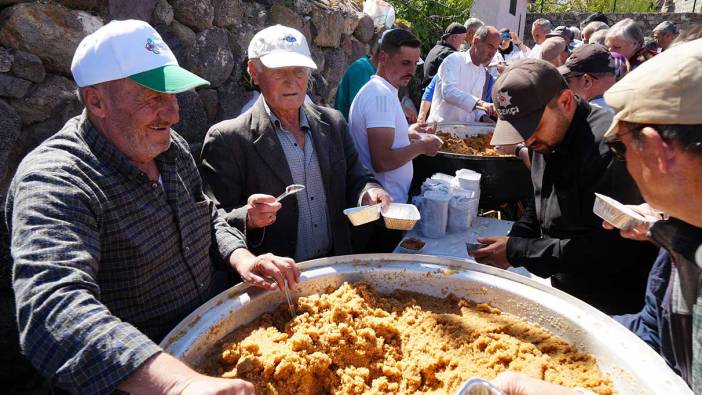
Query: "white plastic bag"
448 191 475 232
420 190 450 238
363 0 396 29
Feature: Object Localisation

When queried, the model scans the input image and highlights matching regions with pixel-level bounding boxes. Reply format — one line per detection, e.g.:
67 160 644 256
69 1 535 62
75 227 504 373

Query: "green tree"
386 0 475 55
528 0 657 13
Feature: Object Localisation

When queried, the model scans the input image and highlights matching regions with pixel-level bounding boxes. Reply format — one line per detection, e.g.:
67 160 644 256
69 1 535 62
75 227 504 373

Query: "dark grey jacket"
200 98 379 259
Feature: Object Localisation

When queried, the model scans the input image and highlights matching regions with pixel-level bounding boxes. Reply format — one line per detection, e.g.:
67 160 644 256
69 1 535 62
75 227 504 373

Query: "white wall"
470 0 529 39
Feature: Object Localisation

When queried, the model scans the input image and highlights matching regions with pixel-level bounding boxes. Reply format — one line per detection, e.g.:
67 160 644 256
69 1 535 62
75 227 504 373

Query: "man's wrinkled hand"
469 236 511 269
180 375 255 395
492 371 580 395
362 187 393 210
421 134 443 156
246 194 281 229
234 252 300 292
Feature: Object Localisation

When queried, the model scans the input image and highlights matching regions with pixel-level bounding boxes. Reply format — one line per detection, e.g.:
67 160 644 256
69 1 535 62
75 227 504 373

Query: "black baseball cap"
490 59 568 146
443 22 468 37
559 44 615 75
582 12 609 27
546 26 575 41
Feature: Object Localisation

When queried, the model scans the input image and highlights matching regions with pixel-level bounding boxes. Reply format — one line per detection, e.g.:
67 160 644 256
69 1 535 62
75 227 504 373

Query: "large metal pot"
412 122 532 210
161 254 690 394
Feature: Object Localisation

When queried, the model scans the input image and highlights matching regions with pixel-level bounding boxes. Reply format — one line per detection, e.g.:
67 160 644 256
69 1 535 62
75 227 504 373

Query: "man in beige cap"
201 25 391 261
488 37 702 395
538 36 568 67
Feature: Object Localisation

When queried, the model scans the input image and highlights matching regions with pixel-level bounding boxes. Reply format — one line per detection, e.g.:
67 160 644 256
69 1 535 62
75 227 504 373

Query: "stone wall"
524 12 702 46
0 0 379 206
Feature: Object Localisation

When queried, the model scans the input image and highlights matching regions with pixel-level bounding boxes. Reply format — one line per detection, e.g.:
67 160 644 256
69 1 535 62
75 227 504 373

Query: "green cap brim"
128 65 209 93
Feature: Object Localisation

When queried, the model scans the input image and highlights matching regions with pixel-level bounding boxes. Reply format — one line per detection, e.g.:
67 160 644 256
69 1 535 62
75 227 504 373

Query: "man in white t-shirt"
349 29 442 204
527 18 553 59
427 26 500 124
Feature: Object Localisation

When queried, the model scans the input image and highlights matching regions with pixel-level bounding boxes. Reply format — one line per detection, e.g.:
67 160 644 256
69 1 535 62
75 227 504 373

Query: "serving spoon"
276 184 306 202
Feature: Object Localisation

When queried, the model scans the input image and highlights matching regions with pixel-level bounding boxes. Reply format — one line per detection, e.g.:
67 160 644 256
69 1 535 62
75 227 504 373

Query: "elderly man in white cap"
4 20 303 394
201 25 390 261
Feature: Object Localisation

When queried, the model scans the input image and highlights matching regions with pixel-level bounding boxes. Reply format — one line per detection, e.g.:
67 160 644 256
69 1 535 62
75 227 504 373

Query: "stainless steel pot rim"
160 254 693 395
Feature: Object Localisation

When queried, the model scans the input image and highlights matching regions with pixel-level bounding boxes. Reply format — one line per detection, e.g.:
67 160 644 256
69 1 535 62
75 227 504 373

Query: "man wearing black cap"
546 26 575 45
580 12 609 29
469 59 657 315
559 44 617 112
423 22 467 88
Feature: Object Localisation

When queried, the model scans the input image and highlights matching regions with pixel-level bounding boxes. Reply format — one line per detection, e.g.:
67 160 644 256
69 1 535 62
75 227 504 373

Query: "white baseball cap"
71 19 209 93
247 25 317 70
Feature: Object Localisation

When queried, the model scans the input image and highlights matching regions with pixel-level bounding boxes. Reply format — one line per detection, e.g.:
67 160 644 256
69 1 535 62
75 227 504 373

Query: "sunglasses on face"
605 127 637 161
565 73 599 81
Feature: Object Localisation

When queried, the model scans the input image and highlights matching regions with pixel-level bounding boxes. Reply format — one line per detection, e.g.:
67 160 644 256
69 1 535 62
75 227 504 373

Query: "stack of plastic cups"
454 169 481 222
420 190 451 238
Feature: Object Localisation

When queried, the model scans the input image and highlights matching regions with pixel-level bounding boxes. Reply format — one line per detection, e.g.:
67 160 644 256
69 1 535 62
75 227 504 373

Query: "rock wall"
0 0 379 205
524 12 702 46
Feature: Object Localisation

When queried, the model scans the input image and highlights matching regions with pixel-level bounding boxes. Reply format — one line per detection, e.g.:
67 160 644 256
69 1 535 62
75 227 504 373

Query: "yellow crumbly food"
207 282 614 395
436 131 504 157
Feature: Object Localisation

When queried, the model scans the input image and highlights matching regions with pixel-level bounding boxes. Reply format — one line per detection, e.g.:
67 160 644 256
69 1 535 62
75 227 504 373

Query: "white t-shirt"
348 75 413 203
527 43 542 59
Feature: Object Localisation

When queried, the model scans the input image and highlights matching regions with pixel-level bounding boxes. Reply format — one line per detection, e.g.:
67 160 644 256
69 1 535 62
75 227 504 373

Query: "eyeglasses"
605 127 637 161
565 73 600 81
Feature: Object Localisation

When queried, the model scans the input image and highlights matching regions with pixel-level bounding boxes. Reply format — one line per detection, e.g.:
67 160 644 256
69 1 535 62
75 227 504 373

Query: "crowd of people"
1 9 701 395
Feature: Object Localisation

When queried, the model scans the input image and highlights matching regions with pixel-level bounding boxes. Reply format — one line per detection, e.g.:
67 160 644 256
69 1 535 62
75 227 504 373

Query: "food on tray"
399 237 425 251
436 131 507 157
204 282 613 395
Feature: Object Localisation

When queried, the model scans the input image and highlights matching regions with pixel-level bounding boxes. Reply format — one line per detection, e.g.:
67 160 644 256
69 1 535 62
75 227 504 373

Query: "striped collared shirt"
263 101 331 261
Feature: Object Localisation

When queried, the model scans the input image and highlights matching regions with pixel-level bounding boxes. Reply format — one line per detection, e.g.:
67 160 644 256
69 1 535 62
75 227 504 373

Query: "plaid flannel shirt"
4 112 247 394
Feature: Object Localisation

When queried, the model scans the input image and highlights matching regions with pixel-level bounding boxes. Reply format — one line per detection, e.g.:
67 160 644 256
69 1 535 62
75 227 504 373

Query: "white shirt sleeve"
362 89 397 129
438 53 480 112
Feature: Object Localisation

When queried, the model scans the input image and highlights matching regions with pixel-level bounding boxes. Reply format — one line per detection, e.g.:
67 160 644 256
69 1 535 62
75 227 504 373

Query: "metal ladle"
283 278 296 319
276 184 306 202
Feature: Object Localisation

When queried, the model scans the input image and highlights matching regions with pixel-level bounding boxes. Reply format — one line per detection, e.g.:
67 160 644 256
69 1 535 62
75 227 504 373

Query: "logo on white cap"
71 20 178 88
145 38 168 55
247 25 317 70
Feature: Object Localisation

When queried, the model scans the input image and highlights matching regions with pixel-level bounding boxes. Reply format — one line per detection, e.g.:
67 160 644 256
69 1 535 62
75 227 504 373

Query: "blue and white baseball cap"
248 25 317 70
71 19 209 93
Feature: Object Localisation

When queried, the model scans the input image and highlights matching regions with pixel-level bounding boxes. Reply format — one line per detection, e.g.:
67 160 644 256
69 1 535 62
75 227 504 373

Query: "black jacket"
422 41 457 88
200 98 379 260
507 100 658 314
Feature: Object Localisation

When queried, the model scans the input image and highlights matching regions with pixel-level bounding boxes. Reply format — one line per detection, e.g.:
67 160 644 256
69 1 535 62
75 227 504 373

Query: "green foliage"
386 0 476 54
528 0 658 13
384 0 475 105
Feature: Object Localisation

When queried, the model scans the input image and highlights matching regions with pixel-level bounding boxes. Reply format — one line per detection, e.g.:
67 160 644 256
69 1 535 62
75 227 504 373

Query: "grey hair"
582 21 609 36
464 17 485 32
569 26 581 40
653 21 678 35
607 18 644 46
76 87 85 105
474 25 496 42
589 29 608 45
532 18 553 32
